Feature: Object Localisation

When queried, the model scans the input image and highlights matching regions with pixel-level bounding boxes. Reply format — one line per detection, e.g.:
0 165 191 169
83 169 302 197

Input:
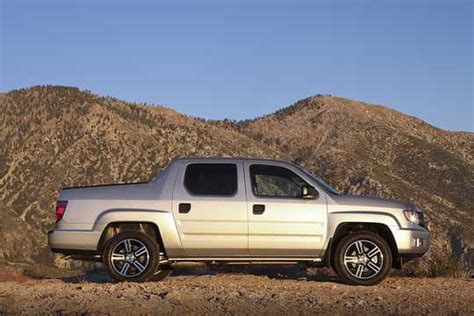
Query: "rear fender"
94 209 185 257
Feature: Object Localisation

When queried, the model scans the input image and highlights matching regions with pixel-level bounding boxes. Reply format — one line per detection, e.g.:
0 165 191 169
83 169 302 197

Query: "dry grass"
0 271 33 283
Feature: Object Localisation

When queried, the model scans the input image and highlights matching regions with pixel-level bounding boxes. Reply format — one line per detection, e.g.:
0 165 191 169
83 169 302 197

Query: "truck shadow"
176 264 341 283
61 264 342 284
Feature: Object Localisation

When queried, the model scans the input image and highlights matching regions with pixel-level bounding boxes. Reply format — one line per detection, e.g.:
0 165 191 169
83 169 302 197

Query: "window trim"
249 164 318 200
183 162 239 197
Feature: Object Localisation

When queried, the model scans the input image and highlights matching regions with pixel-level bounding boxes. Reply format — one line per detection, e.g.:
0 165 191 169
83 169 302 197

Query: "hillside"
0 86 281 267
239 96 474 273
0 86 472 274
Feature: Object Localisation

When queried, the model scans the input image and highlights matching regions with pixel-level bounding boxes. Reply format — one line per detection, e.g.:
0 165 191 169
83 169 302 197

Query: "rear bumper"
392 228 430 255
48 229 101 253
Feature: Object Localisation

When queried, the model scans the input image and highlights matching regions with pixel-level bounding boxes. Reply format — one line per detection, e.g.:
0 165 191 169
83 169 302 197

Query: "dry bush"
400 249 466 278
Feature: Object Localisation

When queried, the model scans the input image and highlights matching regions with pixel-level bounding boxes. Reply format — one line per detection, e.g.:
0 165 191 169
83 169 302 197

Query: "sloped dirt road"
0 265 472 315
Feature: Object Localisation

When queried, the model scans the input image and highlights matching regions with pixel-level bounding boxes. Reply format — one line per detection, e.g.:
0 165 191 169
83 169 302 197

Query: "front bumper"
392 228 430 255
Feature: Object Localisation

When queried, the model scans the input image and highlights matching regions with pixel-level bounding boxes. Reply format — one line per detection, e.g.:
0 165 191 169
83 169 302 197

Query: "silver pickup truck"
48 157 430 285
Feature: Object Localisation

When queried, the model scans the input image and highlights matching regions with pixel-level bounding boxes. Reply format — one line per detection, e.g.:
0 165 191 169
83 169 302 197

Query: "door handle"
253 204 265 215
179 203 191 213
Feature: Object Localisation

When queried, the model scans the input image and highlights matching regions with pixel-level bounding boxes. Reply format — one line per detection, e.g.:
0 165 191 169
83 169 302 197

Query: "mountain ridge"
1 85 472 275
4 85 472 134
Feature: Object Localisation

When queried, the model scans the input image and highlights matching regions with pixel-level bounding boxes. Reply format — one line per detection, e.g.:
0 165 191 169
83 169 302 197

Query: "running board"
65 252 169 263
169 257 323 263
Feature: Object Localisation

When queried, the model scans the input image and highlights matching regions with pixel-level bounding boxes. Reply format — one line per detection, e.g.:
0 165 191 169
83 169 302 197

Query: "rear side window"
184 163 237 196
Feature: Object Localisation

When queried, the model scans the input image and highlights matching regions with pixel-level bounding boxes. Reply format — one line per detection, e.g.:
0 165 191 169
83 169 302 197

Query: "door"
172 161 248 257
245 162 327 257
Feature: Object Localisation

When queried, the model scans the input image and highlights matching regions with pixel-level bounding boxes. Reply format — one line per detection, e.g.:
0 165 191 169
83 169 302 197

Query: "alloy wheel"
110 238 150 278
343 239 383 280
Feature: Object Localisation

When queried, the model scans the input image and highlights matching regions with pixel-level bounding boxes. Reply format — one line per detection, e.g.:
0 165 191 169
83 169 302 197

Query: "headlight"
403 209 420 225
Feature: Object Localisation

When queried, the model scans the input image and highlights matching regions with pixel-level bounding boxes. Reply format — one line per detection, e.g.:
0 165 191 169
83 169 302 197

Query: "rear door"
244 162 327 258
171 161 248 257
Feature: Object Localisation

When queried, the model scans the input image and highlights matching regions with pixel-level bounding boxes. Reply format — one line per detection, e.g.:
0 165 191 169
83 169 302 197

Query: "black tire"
334 231 392 286
103 231 160 282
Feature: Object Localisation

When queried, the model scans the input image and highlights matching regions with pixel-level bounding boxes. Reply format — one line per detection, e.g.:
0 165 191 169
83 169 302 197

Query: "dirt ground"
0 264 472 315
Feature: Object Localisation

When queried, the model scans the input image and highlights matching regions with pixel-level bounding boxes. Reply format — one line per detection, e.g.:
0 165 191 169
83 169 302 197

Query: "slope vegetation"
1 86 472 274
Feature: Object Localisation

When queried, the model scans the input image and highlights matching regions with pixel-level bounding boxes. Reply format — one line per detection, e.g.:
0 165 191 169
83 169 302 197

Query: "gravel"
0 265 472 315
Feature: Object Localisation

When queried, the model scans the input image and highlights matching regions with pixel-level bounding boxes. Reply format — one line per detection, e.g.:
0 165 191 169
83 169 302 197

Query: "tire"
333 231 392 286
103 231 160 282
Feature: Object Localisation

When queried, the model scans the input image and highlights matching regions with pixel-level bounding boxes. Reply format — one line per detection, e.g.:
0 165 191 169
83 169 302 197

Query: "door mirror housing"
301 185 318 199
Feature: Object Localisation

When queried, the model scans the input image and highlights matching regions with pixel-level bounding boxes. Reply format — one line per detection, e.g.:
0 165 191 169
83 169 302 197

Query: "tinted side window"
184 163 237 196
250 165 307 198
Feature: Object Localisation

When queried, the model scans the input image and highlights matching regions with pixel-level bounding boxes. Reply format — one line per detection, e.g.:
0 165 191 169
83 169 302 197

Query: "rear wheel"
334 231 392 286
103 231 160 282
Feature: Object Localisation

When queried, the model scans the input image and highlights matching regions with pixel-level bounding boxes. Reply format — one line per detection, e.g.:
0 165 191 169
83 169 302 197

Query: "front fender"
325 211 400 249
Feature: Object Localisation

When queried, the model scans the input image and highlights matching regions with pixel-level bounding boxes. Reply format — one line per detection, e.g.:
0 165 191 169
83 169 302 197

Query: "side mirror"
301 185 318 199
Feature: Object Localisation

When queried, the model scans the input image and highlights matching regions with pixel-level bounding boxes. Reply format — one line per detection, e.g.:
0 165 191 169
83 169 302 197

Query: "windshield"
293 164 339 195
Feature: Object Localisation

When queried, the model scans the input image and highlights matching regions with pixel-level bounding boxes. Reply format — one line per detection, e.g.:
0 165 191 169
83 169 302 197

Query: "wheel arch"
328 221 399 269
97 221 166 255
92 208 185 257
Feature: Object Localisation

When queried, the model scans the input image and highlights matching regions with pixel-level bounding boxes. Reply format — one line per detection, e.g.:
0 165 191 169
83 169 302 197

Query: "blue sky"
1 0 472 131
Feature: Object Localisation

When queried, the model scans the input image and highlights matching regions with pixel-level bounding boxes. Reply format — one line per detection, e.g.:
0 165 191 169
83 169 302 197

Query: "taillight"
55 201 68 223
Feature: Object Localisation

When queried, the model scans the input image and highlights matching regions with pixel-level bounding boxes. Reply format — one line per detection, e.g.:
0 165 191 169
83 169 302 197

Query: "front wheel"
103 231 160 282
334 231 392 286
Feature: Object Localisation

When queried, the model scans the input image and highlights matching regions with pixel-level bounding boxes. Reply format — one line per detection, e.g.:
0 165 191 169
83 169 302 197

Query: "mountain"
238 96 473 274
1 86 472 275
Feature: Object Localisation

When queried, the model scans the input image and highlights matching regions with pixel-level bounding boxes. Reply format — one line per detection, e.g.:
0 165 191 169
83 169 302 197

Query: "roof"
172 156 292 164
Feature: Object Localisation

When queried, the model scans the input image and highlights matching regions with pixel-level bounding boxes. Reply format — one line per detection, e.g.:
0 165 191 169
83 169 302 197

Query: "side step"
65 252 169 263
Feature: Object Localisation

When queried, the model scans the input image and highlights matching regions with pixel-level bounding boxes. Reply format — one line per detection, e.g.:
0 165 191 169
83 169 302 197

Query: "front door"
172 161 248 257
244 162 327 257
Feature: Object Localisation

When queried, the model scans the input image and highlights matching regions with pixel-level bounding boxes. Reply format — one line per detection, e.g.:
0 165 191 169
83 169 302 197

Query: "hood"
331 194 414 210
